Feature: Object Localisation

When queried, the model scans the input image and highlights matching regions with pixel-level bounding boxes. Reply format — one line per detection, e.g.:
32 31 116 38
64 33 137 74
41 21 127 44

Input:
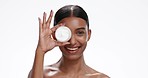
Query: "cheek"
76 36 87 44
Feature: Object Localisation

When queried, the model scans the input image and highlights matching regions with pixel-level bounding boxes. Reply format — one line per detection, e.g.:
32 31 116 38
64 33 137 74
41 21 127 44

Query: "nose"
69 35 76 45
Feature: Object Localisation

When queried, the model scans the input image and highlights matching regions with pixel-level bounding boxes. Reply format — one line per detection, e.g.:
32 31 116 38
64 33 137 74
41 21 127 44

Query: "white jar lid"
55 26 72 42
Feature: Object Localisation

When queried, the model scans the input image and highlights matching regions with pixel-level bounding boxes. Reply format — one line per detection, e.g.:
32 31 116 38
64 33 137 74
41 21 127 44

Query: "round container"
55 26 71 42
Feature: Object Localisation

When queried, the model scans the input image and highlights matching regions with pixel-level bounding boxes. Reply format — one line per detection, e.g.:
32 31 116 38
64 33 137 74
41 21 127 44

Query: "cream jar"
55 26 72 42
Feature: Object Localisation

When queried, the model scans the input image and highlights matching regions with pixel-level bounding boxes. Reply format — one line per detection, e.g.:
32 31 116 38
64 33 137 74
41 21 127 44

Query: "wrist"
36 46 46 55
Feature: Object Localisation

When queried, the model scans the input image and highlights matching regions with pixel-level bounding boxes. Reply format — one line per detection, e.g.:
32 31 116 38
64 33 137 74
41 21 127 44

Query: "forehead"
59 17 87 29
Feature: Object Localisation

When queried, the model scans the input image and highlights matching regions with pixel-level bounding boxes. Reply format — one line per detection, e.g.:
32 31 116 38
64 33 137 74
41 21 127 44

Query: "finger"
38 17 42 32
46 10 53 28
43 12 47 30
50 23 64 33
48 29 53 36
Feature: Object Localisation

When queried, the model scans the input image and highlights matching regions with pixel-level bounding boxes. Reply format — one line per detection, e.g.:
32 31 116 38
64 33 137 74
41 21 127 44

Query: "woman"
28 5 109 78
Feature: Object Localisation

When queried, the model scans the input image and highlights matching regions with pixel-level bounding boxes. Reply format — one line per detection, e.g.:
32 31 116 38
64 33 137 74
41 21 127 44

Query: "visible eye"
76 30 85 36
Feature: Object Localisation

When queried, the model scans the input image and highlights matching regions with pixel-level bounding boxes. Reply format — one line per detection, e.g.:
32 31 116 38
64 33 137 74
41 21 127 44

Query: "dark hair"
54 5 89 28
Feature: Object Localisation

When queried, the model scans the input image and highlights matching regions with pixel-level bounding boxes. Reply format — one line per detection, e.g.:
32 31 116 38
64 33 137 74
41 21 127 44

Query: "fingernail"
66 42 70 44
50 10 53 13
44 12 46 16
59 23 65 26
38 17 40 21
50 10 53 16
63 23 66 26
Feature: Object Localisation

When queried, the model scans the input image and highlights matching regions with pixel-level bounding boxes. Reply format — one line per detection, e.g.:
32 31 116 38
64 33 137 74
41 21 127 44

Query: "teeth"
67 47 78 50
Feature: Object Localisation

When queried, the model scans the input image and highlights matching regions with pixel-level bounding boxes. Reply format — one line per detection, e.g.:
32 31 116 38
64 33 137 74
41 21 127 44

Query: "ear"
87 29 91 41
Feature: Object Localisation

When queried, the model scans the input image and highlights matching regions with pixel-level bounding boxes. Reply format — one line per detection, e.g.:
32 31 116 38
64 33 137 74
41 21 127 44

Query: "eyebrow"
76 27 86 31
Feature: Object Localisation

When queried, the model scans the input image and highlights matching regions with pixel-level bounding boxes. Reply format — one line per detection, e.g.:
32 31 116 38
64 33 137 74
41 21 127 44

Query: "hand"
37 10 69 53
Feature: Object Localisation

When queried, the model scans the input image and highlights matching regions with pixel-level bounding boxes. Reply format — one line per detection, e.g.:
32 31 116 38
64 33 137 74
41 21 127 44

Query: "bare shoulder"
28 64 60 78
97 73 110 78
85 72 110 78
43 64 60 78
86 66 110 78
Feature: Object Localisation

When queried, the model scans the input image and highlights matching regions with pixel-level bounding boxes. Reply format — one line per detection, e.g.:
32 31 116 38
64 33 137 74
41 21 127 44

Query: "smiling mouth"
65 47 80 54
67 47 78 50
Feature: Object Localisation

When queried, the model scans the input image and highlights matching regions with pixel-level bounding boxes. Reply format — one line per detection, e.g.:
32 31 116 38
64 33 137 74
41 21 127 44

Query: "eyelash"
76 31 85 36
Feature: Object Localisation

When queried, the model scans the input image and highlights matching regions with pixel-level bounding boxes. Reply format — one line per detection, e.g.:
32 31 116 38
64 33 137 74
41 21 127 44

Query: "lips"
65 46 80 54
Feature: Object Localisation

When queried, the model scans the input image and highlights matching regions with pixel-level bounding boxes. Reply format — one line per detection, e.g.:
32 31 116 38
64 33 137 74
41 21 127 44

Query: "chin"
62 53 83 61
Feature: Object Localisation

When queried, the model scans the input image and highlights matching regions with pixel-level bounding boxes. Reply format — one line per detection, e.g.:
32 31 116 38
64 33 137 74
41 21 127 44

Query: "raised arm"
28 10 69 78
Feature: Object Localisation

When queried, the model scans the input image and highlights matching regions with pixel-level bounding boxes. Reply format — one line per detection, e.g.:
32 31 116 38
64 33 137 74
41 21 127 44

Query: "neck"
58 55 86 73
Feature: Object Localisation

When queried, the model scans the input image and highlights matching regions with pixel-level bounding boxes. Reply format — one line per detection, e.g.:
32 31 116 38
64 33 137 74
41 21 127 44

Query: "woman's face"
58 17 91 60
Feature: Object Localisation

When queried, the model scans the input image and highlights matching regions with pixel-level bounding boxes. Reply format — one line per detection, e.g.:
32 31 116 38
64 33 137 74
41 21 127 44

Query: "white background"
0 0 148 78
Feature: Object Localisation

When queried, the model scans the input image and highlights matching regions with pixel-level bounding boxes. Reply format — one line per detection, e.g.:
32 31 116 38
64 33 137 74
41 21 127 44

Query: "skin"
28 10 110 78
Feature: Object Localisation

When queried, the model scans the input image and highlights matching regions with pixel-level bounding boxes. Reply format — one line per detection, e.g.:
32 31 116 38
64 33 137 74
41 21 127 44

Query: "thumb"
55 41 70 46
